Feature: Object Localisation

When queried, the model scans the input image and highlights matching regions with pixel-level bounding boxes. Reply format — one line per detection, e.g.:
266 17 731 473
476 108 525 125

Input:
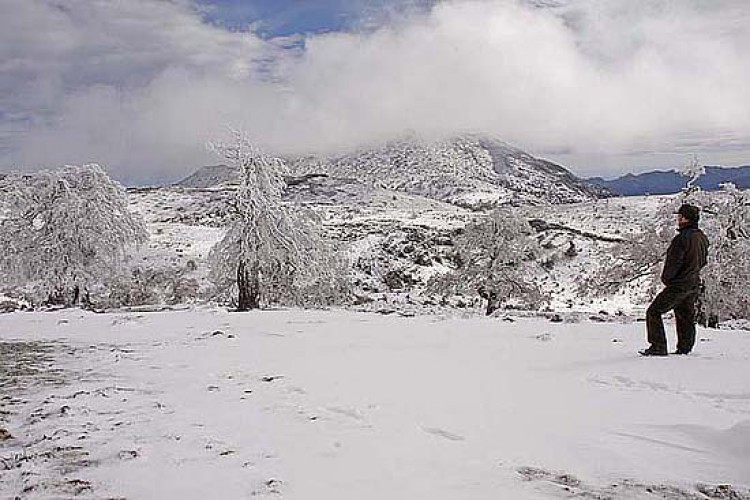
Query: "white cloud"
1 0 749 182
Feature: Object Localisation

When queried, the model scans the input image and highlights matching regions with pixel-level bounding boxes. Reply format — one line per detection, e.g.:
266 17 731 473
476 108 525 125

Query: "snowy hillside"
289 135 611 208
175 164 240 189
173 135 611 208
122 181 665 316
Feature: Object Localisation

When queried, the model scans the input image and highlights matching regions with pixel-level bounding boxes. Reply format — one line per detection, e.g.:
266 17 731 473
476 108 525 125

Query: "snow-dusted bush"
208 131 349 310
0 164 148 307
682 185 750 324
583 217 672 301
346 227 455 296
590 180 750 323
587 159 707 302
429 209 545 315
106 266 201 308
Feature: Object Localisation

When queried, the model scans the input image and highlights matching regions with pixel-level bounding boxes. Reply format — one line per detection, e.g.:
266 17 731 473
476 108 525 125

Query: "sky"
1 0 749 184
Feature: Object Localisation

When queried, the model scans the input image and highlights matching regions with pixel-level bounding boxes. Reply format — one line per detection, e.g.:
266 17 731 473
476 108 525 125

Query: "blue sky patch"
195 0 437 37
196 0 354 37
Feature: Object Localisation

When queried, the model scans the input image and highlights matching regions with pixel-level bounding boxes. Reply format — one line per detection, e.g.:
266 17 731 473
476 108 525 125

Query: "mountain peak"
175 164 240 188
290 134 610 207
175 134 611 207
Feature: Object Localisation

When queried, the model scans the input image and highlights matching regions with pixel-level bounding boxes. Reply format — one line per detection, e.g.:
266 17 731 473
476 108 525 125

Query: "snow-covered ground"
123 185 676 316
2 308 749 499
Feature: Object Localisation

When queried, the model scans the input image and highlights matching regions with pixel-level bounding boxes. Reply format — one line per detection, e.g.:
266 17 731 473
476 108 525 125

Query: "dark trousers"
646 285 701 353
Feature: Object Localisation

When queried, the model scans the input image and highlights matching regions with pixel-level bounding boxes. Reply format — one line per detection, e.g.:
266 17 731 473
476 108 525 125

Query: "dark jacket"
661 222 709 288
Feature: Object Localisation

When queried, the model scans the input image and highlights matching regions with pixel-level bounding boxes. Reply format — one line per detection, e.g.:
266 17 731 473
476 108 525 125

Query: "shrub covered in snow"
0 165 148 307
583 219 671 301
429 209 546 315
105 265 202 308
683 185 750 325
590 183 750 324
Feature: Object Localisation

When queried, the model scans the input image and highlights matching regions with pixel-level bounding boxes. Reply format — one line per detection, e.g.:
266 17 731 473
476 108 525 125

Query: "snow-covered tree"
681 184 750 325
671 157 749 323
0 164 148 306
583 211 673 301
429 209 545 315
680 154 705 197
590 180 750 324
587 157 708 302
208 131 348 310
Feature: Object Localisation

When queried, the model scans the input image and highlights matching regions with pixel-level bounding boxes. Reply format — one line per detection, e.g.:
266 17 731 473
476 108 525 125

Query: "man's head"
676 203 700 227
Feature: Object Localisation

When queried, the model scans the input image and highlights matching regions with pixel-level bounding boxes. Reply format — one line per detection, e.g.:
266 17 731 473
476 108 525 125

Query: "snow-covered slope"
289 135 611 208
173 135 611 207
124 181 664 316
175 164 240 188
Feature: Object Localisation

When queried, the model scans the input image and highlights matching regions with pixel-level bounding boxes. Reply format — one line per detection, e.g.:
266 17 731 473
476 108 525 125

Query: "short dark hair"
676 203 700 222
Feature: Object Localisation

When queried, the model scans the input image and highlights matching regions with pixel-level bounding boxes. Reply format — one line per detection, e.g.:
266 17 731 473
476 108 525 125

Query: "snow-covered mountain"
289 135 611 207
175 164 240 189
175 135 611 207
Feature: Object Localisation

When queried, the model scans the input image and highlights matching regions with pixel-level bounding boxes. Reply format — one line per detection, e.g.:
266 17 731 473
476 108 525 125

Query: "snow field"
1 308 749 499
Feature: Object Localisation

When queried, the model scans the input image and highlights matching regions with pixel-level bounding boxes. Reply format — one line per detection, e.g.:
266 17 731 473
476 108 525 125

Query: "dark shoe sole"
639 349 668 357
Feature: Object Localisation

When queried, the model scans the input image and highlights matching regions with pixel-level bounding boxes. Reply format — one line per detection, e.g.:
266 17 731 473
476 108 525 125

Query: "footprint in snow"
421 426 465 441
325 406 365 421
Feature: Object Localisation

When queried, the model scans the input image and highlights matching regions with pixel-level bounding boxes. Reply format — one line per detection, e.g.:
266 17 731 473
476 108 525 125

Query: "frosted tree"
0 164 148 307
586 156 708 302
681 184 750 325
589 182 750 324
208 131 347 310
680 154 705 197
429 209 545 315
583 212 673 300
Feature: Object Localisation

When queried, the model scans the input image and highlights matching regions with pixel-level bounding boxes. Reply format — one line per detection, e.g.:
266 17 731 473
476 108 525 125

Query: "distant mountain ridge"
589 165 750 196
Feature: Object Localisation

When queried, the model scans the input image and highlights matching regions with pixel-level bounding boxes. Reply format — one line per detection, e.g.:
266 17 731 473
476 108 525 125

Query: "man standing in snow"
640 203 709 356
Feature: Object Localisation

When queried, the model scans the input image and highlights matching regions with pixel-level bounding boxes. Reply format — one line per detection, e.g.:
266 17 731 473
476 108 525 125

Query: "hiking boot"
673 350 691 355
639 347 667 356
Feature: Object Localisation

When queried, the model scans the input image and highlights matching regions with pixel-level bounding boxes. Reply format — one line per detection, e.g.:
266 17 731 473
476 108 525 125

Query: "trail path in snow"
1 308 749 499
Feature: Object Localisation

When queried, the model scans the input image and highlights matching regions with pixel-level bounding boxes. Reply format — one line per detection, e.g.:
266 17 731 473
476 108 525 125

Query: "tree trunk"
485 290 499 316
695 293 706 327
478 286 499 316
695 293 719 328
237 260 260 311
694 282 718 328
72 285 91 309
